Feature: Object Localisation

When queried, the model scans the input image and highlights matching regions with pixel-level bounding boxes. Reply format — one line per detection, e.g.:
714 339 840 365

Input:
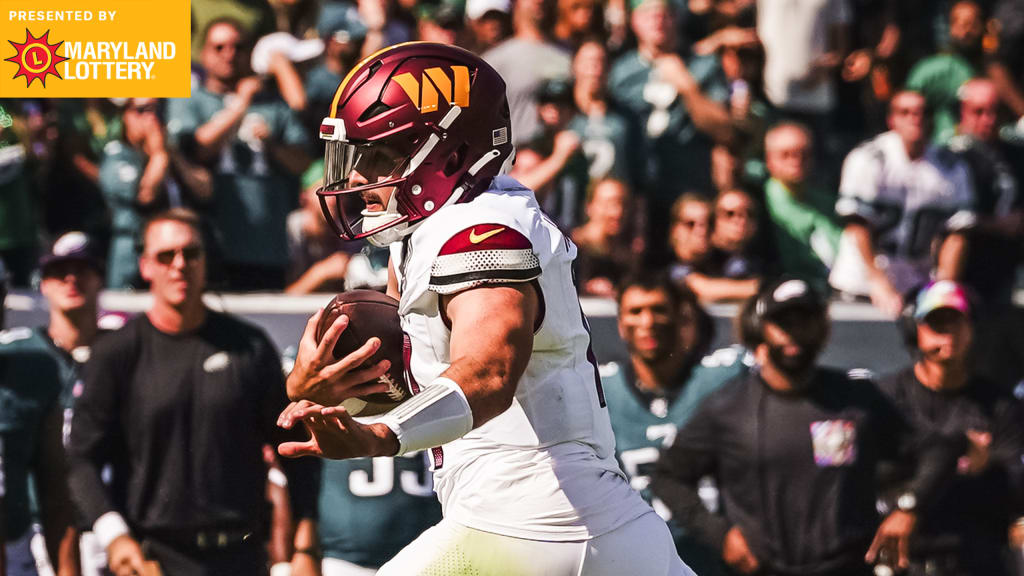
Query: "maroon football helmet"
317 41 514 246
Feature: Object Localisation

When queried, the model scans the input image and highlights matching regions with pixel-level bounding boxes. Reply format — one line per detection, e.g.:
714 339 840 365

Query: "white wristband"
377 377 474 456
270 562 293 576
93 511 131 549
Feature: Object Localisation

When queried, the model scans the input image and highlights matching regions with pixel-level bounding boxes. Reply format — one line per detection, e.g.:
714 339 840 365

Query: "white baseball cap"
466 0 511 20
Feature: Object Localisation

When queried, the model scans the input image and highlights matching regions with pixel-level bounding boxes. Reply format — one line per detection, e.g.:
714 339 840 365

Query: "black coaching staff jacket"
67 311 319 544
652 368 957 576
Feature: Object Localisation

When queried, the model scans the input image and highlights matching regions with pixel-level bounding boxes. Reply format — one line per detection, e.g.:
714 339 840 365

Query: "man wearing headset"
652 278 958 576
877 280 1024 576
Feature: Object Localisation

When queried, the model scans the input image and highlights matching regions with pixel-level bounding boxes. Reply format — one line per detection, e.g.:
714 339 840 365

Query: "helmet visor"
323 139 408 189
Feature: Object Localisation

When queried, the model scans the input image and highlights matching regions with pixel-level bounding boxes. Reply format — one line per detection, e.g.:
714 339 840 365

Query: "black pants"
141 538 268 576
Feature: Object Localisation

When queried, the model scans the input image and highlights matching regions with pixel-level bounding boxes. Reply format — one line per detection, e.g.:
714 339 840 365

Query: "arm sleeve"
650 398 731 552
259 336 320 521
66 340 126 525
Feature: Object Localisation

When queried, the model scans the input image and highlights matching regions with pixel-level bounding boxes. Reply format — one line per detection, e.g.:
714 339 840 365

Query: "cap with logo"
913 280 970 321
756 278 826 320
39 231 104 274
537 78 574 106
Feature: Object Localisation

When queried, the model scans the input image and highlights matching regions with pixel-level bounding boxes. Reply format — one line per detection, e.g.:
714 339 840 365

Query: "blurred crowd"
1 0 1023 315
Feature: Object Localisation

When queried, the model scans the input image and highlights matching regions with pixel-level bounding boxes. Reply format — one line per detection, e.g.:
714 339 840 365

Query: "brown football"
315 289 409 416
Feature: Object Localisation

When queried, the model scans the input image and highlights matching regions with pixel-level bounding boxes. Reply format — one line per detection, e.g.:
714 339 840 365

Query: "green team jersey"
318 453 442 568
0 327 84 428
607 51 728 197
568 108 638 189
601 346 752 575
0 328 64 541
166 87 307 268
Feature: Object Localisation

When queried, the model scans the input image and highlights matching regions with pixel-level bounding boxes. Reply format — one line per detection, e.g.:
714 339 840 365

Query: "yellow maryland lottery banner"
0 0 190 97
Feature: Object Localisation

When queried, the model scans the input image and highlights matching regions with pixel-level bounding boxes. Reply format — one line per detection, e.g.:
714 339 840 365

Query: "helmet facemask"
318 128 420 246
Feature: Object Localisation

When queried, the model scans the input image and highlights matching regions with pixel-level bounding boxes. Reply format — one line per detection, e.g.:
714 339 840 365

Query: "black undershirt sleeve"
651 393 731 553
67 333 132 526
877 384 963 512
990 398 1024 518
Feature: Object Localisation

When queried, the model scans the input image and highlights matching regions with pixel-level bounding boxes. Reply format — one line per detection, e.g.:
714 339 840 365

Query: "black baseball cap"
755 278 826 320
39 231 104 274
537 78 574 106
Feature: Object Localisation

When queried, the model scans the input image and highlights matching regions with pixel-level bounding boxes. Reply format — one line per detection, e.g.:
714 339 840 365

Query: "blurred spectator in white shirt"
832 90 975 316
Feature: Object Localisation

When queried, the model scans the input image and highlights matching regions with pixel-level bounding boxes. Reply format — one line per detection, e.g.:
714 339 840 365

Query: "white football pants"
377 511 695 576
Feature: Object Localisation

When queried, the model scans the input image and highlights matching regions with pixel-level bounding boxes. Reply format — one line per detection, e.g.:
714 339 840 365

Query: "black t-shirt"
68 311 318 534
877 368 1024 559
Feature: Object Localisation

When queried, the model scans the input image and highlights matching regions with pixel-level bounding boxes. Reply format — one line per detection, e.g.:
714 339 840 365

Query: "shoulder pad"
429 224 541 295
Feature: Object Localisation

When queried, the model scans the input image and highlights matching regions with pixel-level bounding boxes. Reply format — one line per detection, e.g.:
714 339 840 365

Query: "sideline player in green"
316 452 442 575
1 249 81 575
601 271 751 575
3 232 107 576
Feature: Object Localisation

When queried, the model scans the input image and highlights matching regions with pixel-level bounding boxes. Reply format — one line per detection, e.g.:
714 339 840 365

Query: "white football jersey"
834 131 975 293
389 176 651 541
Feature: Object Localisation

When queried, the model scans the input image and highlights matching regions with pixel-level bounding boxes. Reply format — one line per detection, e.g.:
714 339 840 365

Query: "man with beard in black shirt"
878 280 1024 576
652 278 957 576
67 209 319 576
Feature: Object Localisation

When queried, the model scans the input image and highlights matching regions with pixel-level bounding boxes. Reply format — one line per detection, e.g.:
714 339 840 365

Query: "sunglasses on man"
151 245 204 266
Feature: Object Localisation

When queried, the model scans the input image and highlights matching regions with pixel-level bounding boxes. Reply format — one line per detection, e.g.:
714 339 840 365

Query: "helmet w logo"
393 65 470 113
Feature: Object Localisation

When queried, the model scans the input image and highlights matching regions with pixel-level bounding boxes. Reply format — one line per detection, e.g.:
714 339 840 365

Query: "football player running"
278 42 693 576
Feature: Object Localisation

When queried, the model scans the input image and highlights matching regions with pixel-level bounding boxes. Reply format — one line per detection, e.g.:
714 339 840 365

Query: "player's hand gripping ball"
316 290 410 416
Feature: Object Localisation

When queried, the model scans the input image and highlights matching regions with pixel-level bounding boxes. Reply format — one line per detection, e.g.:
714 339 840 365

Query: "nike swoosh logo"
469 227 506 244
